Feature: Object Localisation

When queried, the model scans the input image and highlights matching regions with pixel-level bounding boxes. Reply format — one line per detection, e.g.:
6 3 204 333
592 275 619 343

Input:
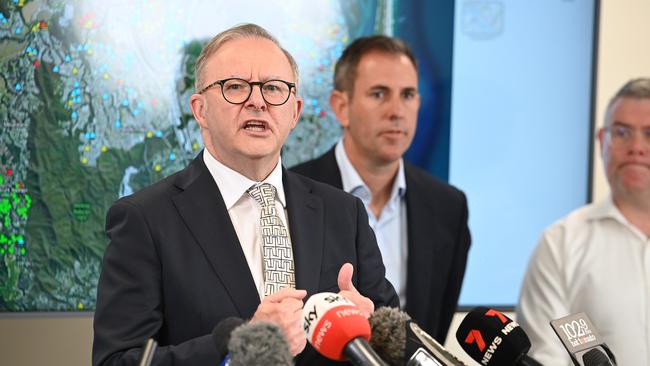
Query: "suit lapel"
404 165 435 310
172 156 260 317
319 147 344 188
318 152 435 309
283 170 324 296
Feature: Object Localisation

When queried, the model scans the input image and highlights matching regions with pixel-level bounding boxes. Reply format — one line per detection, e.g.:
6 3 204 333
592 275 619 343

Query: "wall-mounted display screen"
0 0 595 311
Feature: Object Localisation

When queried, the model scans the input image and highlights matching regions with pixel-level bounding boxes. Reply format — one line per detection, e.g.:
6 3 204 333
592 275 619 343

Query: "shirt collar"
334 139 406 200
202 149 286 210
586 194 646 238
586 195 629 223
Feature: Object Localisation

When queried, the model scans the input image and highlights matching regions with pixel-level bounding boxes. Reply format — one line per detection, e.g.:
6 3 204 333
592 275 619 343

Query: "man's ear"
189 94 207 129
329 90 350 128
597 127 607 159
290 95 303 130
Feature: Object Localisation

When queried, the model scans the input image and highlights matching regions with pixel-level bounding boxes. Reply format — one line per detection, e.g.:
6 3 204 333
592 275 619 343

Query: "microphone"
220 321 293 366
549 312 617 366
213 317 247 362
456 307 543 366
302 292 388 366
368 306 468 366
582 349 614 366
137 338 157 366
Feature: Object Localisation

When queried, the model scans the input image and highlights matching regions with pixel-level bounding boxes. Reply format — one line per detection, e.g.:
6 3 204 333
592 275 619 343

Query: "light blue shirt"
334 140 408 306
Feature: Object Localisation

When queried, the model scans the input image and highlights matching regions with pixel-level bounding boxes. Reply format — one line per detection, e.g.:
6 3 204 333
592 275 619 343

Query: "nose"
387 95 405 123
244 84 267 111
627 130 649 156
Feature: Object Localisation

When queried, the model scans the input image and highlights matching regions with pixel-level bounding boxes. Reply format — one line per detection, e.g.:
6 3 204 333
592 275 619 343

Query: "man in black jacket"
93 24 398 366
293 35 470 342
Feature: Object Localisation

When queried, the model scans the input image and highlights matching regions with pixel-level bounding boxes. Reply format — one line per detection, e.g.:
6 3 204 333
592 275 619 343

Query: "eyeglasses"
198 78 296 106
604 124 650 147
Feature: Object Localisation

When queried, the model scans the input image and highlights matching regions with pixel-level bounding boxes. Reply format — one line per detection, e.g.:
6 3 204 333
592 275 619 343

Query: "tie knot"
247 183 276 207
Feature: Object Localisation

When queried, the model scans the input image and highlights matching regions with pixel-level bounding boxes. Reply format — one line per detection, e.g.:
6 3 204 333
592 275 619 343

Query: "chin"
242 147 279 160
380 148 406 162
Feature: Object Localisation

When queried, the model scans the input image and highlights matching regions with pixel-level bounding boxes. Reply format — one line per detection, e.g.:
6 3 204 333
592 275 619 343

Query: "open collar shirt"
517 196 650 366
334 139 408 306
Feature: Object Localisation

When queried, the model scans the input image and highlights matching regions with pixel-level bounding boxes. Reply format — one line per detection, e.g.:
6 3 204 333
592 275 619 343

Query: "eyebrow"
611 121 650 129
610 121 633 127
222 75 290 82
367 85 418 92
368 85 390 91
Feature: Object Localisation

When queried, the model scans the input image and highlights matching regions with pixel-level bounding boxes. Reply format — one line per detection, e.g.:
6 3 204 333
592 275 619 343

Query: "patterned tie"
247 183 295 296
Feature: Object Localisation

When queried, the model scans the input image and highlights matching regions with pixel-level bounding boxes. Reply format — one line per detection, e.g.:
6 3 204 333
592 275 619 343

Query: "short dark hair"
605 78 650 125
333 35 417 95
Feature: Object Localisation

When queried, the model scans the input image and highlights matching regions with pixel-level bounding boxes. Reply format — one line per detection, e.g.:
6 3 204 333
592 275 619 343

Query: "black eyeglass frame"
198 77 296 106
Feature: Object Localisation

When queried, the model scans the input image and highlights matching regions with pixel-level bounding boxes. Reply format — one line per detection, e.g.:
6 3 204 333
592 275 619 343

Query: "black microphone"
368 306 468 366
456 307 543 366
549 312 616 366
212 317 247 362
220 321 293 366
582 348 614 366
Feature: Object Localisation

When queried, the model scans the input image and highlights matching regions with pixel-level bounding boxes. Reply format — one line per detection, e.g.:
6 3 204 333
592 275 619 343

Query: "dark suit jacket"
92 153 399 366
292 147 471 342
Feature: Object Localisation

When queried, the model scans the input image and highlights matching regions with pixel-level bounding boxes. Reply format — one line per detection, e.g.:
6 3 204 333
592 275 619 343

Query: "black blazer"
92 153 399 366
292 147 471 342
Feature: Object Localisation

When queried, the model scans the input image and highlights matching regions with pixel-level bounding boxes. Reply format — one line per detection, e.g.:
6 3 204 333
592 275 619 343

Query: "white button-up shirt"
335 140 408 306
517 196 650 366
203 149 290 300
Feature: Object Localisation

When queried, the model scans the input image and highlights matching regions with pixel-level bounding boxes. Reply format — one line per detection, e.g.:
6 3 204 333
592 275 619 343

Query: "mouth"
381 129 406 136
242 120 269 132
620 162 650 169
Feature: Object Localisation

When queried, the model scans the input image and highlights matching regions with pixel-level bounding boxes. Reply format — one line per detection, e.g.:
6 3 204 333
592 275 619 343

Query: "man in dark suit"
92 24 398 366
292 35 471 343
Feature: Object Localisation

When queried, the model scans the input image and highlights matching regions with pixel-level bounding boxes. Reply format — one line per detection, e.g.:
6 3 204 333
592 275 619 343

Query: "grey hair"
194 23 299 92
605 78 650 124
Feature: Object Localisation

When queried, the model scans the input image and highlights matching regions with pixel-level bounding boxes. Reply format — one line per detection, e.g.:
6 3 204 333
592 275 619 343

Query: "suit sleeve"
351 197 400 309
92 199 221 366
516 225 572 366
436 192 471 342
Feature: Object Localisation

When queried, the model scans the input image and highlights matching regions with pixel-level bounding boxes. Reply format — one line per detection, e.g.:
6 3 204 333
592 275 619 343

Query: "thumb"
337 263 357 293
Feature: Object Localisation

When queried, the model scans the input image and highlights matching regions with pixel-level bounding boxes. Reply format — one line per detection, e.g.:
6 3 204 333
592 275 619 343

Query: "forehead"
205 37 294 81
354 51 418 86
608 97 650 126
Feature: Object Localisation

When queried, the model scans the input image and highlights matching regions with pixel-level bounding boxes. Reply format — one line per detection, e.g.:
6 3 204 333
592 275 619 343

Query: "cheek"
407 117 418 133
604 152 621 174
354 120 376 138
272 110 296 133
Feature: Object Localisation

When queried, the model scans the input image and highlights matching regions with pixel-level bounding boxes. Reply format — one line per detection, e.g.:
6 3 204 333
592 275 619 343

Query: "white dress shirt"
517 196 650 366
335 139 408 306
202 149 291 300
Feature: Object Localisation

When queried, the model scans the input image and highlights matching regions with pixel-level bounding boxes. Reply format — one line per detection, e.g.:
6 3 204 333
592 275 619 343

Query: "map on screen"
0 0 385 311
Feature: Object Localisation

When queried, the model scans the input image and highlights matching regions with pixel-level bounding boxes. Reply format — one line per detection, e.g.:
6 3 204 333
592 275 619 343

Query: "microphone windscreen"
227 321 293 366
303 292 371 361
212 317 246 361
368 307 409 366
582 348 614 366
456 307 530 366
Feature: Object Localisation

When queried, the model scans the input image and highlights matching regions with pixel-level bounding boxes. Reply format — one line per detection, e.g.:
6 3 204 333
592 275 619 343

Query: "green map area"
0 0 206 310
0 0 370 311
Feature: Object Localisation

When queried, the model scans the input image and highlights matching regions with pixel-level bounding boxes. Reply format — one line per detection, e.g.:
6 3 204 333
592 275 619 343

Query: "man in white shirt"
292 35 471 342
517 78 650 366
93 24 398 366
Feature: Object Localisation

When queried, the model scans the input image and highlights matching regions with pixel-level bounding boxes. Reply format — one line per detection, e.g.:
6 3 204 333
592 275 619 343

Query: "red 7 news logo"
464 329 486 352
